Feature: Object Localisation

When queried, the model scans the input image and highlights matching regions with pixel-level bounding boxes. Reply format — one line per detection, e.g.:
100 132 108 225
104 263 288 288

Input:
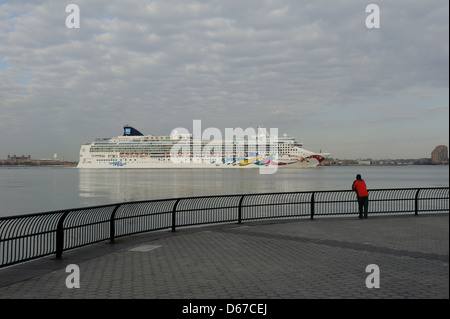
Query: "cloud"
0 0 448 160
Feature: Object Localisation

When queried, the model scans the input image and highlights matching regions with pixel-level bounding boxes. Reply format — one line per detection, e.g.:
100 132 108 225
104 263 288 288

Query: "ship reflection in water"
77 167 332 206
78 164 450 208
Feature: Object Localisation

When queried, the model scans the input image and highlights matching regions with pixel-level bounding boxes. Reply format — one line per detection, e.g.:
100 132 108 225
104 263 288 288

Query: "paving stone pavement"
0 214 448 300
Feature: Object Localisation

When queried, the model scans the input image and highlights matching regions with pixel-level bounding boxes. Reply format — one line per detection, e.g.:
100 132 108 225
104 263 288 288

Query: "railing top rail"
0 187 448 221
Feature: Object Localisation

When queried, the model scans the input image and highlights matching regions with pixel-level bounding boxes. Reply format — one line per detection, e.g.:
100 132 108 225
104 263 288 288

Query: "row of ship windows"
96 158 171 162
89 147 298 153
93 155 293 162
93 155 279 159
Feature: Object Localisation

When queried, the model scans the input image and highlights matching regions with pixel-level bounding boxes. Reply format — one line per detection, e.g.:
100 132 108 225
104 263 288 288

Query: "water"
0 165 448 217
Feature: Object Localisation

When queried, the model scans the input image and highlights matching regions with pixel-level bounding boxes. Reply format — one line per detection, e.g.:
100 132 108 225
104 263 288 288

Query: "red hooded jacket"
352 179 369 197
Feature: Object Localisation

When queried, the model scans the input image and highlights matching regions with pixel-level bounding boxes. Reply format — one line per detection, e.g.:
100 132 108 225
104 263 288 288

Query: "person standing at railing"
352 174 369 219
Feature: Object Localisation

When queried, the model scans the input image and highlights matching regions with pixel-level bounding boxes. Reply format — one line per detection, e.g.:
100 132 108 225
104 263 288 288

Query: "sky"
0 0 448 161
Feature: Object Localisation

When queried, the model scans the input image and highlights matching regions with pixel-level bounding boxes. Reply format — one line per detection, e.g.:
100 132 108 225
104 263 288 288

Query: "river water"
0 165 448 217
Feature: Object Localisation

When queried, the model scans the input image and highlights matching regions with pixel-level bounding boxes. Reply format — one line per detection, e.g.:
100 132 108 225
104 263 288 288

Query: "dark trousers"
358 196 369 218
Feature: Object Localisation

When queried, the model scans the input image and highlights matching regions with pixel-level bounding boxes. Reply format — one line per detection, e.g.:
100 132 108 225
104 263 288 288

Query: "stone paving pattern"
0 214 448 299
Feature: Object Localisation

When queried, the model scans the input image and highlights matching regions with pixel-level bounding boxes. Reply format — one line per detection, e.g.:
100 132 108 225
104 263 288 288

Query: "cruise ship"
77 125 329 169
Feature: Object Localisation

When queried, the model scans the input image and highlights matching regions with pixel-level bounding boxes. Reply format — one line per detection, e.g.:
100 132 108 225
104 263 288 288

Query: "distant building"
320 160 341 166
7 155 31 163
431 145 449 165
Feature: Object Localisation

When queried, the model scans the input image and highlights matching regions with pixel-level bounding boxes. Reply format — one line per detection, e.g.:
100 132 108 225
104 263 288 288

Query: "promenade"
0 213 448 301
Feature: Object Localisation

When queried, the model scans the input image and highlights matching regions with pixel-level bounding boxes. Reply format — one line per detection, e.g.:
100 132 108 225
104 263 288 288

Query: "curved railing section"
0 187 448 268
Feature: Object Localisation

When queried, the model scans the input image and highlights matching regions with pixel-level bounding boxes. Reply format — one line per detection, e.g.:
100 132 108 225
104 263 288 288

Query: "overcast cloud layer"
0 0 448 161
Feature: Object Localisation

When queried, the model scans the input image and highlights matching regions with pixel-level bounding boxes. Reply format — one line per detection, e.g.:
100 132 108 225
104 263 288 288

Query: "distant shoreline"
0 163 78 167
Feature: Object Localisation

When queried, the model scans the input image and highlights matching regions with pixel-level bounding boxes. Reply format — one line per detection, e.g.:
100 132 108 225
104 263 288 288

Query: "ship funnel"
123 126 144 136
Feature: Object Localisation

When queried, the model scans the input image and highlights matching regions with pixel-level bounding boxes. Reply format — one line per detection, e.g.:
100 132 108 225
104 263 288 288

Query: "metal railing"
0 187 448 268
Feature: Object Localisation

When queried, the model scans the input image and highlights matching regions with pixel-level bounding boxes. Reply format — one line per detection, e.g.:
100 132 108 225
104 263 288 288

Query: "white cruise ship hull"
77 157 324 169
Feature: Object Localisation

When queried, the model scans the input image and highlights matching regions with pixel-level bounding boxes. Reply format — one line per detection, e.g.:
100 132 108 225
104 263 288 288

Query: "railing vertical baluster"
109 204 121 244
172 199 181 232
415 188 421 216
55 211 70 259
238 195 245 224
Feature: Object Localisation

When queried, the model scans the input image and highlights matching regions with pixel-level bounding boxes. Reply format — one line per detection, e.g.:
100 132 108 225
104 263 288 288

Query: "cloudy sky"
0 0 448 161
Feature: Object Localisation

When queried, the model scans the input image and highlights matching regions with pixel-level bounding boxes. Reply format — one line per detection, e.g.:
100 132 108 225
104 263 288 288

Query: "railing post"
172 199 181 232
55 211 70 259
415 188 421 216
238 195 245 224
310 192 315 220
110 204 121 244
